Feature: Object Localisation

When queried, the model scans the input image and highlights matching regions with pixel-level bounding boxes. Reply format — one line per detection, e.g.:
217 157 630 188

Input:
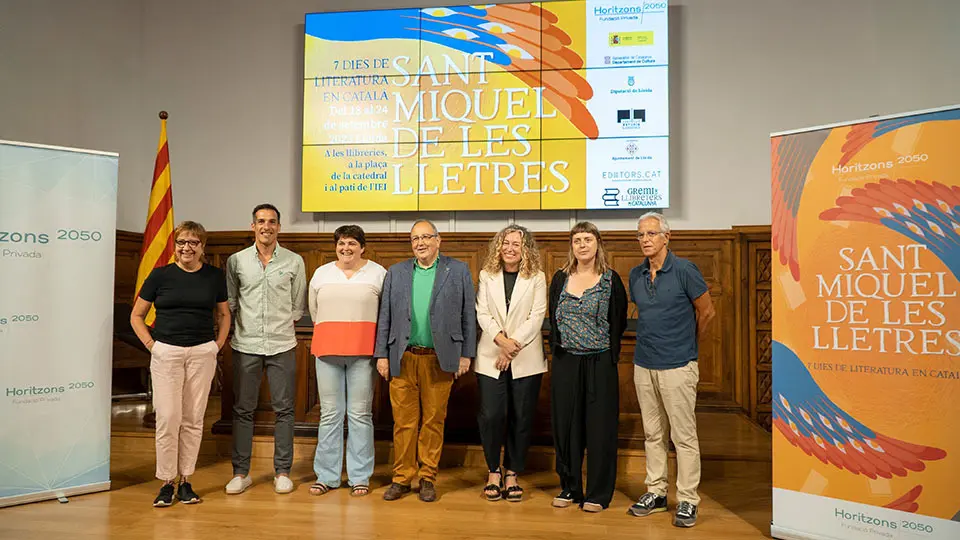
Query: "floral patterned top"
556 270 612 353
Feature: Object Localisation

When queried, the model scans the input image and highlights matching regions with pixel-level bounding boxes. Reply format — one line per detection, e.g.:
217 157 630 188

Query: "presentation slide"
302 0 669 212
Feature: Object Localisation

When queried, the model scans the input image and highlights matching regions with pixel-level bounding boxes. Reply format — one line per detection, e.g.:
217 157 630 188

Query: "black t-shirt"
139 263 228 347
504 270 519 313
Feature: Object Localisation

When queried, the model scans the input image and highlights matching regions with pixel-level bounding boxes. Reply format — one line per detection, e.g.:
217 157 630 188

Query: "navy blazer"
373 254 478 376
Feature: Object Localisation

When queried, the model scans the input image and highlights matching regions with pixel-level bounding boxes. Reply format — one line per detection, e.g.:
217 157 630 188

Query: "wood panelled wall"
114 227 773 440
738 228 773 430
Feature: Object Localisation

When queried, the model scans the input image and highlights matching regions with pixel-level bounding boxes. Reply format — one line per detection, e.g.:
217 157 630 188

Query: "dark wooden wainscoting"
113 227 773 445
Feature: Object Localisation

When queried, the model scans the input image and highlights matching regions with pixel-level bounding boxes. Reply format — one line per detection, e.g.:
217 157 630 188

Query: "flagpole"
133 110 176 327
126 111 176 420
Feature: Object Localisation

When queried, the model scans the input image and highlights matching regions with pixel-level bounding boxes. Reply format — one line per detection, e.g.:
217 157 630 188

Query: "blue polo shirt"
629 251 709 370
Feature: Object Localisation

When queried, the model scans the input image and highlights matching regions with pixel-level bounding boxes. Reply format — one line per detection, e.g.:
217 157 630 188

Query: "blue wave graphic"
305 7 517 67
305 10 420 42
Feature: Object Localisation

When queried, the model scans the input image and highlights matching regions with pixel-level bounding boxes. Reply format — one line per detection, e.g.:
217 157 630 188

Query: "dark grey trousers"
231 347 297 475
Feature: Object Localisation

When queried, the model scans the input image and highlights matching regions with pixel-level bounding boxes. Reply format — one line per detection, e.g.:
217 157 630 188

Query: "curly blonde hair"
481 225 542 278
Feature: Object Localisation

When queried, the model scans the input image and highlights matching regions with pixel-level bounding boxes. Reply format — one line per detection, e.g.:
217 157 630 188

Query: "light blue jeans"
314 356 376 488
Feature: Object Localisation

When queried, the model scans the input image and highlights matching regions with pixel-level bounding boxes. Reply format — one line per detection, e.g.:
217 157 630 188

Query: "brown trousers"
389 350 454 485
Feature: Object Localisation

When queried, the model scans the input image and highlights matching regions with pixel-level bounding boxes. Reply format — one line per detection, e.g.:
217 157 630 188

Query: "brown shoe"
418 479 437 502
382 483 411 501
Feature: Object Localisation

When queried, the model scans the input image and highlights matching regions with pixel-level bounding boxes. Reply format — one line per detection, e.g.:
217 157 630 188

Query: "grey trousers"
231 347 297 475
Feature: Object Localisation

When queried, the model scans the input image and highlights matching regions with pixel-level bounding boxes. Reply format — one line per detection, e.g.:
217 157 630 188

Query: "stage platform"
0 399 774 539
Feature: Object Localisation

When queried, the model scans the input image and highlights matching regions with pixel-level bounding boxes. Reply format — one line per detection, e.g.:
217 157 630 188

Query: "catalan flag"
133 111 175 326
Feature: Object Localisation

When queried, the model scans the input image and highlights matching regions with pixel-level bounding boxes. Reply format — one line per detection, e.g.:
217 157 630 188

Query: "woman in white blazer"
475 224 547 503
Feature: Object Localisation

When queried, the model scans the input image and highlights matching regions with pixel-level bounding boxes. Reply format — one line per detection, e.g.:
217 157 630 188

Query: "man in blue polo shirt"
627 212 715 528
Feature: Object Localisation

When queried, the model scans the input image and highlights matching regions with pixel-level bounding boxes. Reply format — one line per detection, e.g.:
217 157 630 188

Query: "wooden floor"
0 398 775 539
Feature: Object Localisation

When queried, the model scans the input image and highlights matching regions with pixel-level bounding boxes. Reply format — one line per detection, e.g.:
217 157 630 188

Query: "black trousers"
550 349 620 507
476 368 543 473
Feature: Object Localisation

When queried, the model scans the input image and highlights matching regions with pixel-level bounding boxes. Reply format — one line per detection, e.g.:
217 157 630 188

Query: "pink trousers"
150 340 218 481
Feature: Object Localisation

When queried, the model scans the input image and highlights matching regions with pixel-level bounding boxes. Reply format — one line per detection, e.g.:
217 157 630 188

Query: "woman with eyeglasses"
130 221 231 507
548 221 627 513
475 225 547 503
307 225 386 497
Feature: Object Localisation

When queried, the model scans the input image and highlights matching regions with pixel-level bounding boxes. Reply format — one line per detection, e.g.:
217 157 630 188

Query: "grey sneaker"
628 492 667 517
673 501 698 527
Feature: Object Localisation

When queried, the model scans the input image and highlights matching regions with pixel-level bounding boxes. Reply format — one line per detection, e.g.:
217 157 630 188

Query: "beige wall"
2 0 958 233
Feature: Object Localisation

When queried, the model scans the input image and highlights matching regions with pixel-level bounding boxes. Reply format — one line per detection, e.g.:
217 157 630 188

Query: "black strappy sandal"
309 482 333 496
503 471 523 502
483 468 503 501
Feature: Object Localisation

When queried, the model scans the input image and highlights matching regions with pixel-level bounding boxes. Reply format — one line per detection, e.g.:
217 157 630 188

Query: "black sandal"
483 469 503 501
309 482 333 496
503 472 523 502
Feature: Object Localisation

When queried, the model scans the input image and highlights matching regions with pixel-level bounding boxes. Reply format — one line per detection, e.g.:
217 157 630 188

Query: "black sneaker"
673 501 698 527
551 489 582 508
177 481 201 504
628 492 667 517
153 483 175 507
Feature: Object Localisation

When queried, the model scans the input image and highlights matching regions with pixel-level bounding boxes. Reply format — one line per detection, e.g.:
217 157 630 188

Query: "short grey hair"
637 212 670 234
411 218 439 235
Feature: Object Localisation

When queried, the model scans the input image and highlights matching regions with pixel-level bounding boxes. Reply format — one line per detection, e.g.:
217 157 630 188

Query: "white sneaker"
225 475 252 495
274 475 294 494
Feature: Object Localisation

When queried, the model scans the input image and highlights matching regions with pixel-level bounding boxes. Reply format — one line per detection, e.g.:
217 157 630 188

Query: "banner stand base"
0 481 111 509
772 524 843 540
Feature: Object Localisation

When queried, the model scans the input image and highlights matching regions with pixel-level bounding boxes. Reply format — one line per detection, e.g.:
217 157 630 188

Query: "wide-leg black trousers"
477 367 543 473
550 349 619 508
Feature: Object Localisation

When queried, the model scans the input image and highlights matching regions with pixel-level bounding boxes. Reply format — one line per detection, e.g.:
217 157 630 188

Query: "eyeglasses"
175 239 202 248
410 234 438 244
636 231 664 240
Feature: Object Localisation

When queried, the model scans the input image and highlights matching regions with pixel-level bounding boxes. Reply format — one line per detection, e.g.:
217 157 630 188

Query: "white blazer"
475 269 548 379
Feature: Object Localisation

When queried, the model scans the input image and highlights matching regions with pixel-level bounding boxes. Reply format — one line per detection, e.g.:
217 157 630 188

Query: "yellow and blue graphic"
770 106 960 540
302 1 670 212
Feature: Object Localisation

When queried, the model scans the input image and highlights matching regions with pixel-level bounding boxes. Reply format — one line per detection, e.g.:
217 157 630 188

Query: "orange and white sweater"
307 260 386 357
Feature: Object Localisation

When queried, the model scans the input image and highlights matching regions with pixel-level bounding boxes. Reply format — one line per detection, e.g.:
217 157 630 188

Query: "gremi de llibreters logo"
603 188 620 207
602 186 663 208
